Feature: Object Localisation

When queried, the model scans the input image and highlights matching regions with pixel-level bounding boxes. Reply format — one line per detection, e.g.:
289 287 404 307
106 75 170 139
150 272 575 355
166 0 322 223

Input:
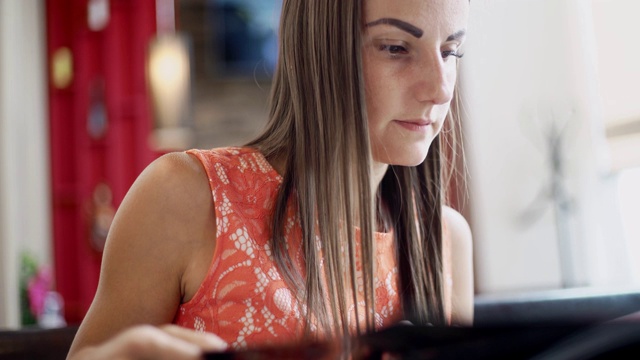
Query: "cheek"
433 99 455 138
363 67 382 122
364 84 383 117
362 62 397 127
447 69 458 106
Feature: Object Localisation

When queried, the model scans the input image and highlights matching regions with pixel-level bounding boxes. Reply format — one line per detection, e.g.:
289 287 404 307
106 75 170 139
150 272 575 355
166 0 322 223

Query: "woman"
67 0 473 358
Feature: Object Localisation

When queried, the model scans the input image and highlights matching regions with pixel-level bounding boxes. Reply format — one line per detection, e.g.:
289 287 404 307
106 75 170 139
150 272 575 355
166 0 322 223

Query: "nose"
412 55 455 105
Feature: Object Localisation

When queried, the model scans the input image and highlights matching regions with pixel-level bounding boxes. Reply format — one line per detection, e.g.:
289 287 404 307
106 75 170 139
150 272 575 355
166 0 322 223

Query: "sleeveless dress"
172 147 452 349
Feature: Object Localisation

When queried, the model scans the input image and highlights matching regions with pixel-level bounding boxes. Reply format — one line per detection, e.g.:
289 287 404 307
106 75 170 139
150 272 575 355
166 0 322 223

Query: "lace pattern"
173 147 451 349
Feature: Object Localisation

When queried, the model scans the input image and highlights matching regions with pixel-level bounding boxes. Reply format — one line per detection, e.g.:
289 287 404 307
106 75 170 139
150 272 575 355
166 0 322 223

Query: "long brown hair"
247 0 459 342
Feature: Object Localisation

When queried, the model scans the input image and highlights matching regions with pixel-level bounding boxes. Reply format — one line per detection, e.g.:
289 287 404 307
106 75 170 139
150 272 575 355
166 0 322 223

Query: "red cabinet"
46 0 158 324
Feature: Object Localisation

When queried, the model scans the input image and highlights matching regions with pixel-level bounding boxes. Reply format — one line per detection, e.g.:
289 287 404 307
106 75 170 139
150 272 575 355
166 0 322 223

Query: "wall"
0 0 51 328
591 0 640 284
462 0 629 294
0 0 7 330
591 0 640 128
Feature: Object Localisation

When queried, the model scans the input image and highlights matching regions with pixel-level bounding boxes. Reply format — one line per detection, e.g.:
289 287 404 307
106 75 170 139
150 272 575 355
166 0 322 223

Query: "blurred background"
0 0 638 329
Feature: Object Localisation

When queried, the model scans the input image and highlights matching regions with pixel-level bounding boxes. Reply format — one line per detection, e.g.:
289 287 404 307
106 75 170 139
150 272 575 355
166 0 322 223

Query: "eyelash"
442 50 465 59
378 44 465 60
378 44 408 57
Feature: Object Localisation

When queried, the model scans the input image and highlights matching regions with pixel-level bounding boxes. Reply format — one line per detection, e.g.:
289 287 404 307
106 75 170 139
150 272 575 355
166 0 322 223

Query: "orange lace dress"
173 147 452 349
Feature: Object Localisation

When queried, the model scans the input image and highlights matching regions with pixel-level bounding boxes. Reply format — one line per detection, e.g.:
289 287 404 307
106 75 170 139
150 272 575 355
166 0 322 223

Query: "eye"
378 44 409 57
442 50 464 59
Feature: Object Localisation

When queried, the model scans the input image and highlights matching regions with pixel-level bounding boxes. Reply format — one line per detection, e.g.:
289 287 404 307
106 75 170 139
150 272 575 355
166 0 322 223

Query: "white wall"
462 0 629 294
591 0 640 128
591 0 640 285
0 0 51 329
591 0 640 172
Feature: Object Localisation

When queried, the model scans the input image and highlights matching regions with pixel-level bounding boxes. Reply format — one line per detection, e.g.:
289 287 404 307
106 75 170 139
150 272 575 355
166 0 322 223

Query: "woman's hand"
69 325 227 360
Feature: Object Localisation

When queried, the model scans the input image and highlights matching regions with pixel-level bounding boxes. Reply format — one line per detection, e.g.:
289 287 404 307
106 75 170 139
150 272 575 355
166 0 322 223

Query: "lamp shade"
146 33 193 150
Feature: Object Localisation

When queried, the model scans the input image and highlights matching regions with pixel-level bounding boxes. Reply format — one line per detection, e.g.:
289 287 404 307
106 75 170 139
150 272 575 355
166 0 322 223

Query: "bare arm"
443 206 474 326
71 324 226 360
67 152 220 358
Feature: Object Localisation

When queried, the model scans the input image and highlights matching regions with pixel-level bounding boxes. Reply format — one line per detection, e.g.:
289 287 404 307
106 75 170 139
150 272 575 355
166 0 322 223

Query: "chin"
393 153 430 167
375 144 433 167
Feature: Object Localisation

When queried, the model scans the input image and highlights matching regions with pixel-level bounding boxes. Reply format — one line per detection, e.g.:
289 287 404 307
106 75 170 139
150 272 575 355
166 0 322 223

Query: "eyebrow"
447 29 467 42
366 18 467 43
365 18 424 38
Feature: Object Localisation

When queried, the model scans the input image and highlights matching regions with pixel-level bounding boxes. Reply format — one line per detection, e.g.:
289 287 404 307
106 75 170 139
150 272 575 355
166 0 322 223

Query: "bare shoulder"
442 206 474 326
105 150 216 301
110 152 214 249
68 152 215 356
442 206 472 251
132 151 210 204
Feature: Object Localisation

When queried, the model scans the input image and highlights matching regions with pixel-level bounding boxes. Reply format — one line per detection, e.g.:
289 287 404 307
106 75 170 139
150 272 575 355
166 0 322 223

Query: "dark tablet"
204 321 640 359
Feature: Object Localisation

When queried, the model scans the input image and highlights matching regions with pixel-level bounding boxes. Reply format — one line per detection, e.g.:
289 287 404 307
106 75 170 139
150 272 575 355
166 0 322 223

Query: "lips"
396 119 433 126
393 119 433 132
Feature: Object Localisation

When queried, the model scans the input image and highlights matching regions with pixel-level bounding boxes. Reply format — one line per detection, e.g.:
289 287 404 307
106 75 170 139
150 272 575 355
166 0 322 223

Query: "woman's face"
362 0 469 166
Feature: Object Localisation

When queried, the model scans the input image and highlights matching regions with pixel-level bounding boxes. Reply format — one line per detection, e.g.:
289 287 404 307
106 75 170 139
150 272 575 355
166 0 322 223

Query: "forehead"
363 0 469 33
